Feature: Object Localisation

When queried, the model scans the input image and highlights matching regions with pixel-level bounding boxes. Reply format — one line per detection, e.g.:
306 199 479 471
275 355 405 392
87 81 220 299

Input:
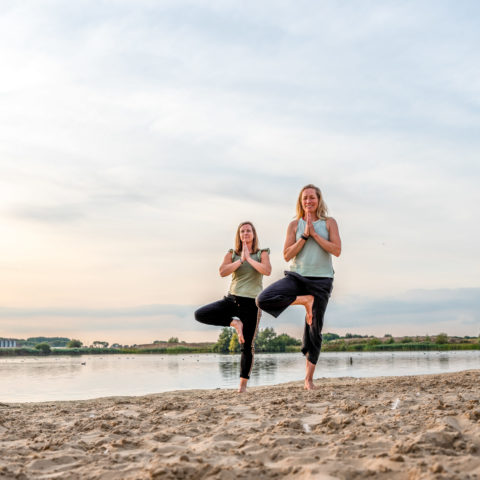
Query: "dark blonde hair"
234 221 259 254
296 184 328 220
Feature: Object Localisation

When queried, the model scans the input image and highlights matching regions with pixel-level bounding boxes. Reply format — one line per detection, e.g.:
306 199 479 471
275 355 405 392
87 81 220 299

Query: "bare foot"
292 295 314 325
230 318 244 343
238 377 248 393
304 296 313 325
305 360 316 390
304 380 315 390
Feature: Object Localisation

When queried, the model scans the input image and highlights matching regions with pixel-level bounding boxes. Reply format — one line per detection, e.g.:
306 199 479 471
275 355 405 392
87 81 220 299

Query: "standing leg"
237 298 261 393
302 278 333 389
305 359 316 390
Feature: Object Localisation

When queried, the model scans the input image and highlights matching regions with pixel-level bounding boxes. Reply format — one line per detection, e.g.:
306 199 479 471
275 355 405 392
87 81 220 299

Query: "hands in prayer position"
303 211 316 238
241 241 250 263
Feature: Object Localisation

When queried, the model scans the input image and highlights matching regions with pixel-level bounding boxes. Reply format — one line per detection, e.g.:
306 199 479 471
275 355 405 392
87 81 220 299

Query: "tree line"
212 327 301 353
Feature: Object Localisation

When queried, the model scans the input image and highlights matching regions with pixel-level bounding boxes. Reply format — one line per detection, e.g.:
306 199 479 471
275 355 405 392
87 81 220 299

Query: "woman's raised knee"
194 307 208 324
255 290 268 310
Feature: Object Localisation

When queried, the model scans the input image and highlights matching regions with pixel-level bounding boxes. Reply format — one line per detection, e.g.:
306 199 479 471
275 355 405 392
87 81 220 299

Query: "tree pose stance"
195 222 271 393
256 185 341 390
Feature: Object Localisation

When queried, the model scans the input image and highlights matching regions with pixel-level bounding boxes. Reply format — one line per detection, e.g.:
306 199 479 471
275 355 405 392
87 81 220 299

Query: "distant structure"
0 338 17 348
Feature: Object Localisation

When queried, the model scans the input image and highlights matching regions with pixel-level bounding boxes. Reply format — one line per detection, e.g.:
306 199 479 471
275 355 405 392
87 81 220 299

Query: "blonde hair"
296 184 328 220
234 221 259 255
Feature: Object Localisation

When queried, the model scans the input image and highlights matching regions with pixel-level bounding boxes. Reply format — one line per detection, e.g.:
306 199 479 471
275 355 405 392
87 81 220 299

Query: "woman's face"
239 224 254 243
301 188 319 214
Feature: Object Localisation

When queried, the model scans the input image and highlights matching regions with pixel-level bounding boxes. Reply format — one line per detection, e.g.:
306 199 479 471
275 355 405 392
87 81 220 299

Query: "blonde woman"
195 221 271 393
256 185 341 390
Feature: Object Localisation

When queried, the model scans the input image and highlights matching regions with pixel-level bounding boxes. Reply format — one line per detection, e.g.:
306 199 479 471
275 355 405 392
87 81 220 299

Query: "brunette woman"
195 221 271 392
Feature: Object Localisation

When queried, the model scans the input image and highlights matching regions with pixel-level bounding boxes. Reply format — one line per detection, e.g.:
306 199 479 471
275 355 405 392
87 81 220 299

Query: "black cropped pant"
256 271 333 365
194 295 261 379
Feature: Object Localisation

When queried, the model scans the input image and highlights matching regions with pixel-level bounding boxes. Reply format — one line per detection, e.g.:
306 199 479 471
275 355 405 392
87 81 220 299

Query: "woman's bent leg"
291 295 314 325
256 274 300 318
194 297 236 327
302 278 333 366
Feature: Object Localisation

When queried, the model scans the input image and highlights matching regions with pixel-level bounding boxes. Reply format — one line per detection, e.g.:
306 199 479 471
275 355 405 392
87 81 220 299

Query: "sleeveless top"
228 248 270 298
290 218 334 278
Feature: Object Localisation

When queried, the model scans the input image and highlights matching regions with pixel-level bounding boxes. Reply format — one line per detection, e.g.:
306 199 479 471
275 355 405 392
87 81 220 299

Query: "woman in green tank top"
195 221 271 393
257 184 341 390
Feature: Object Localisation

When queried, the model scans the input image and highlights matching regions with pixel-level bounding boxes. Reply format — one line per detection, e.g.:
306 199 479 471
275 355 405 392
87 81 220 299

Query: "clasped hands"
303 211 315 238
240 242 251 263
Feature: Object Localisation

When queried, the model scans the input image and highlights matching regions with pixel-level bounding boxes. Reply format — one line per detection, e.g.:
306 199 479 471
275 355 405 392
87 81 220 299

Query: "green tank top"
228 248 270 298
290 218 334 277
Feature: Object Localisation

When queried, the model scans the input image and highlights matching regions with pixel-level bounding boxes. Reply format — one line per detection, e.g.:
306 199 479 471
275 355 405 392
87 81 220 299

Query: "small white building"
0 339 17 348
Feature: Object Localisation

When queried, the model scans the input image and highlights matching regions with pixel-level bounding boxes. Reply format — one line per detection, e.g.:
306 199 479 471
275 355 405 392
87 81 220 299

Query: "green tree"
384 336 395 344
367 338 381 346
229 333 240 353
26 337 70 347
35 343 51 354
402 336 413 343
92 341 109 348
270 333 301 352
213 328 233 353
435 333 449 344
67 339 83 348
255 327 277 352
168 337 179 344
323 332 340 342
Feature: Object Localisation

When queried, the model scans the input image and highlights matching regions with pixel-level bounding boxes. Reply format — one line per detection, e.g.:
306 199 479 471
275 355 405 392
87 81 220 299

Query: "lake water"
1 350 479 403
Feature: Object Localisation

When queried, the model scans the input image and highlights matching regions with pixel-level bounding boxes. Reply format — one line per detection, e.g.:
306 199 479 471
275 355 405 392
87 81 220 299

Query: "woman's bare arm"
283 220 307 261
219 251 242 277
310 217 342 257
245 250 272 276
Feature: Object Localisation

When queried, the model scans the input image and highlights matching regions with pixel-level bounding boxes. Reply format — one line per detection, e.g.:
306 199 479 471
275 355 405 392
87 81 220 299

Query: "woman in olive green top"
195 221 271 393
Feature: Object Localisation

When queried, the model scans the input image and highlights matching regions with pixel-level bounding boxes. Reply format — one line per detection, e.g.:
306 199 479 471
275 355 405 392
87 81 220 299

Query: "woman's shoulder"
258 247 270 255
288 219 299 230
324 217 338 231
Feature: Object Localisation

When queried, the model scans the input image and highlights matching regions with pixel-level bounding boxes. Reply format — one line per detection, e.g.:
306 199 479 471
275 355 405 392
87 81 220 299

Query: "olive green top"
228 248 270 298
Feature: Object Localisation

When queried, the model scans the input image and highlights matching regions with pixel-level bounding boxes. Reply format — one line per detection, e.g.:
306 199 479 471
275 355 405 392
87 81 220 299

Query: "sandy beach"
1 370 479 479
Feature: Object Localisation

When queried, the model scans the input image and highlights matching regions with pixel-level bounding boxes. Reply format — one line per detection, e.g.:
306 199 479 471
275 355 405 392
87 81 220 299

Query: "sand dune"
1 370 480 479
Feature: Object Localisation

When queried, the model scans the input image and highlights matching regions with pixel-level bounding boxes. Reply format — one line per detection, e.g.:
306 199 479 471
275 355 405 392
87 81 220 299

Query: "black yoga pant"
256 271 333 365
195 295 261 379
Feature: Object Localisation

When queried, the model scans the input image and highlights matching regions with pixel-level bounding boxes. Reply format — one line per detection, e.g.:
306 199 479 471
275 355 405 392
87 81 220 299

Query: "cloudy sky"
1 0 479 345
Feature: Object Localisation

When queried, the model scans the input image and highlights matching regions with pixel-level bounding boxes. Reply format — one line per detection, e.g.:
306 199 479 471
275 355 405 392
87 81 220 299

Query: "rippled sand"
1 370 480 479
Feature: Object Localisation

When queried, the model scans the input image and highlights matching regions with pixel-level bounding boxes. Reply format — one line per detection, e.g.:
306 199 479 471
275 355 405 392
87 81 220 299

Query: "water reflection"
218 358 240 379
439 354 450 366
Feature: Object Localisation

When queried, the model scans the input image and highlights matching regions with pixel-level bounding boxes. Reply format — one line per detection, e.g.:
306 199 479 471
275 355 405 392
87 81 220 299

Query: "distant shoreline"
1 342 480 357
3 332 479 357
